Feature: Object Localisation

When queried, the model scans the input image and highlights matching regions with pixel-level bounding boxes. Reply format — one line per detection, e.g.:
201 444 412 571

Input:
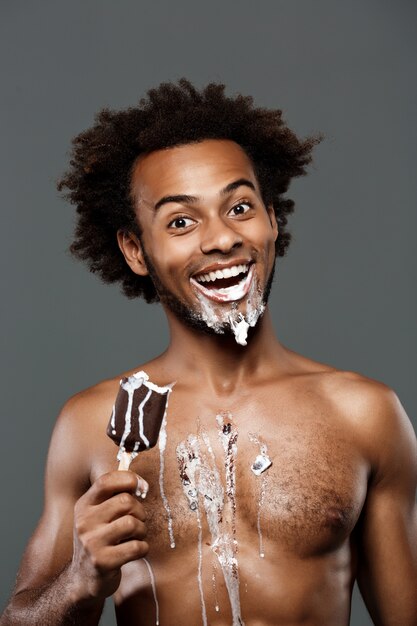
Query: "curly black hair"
58 78 320 302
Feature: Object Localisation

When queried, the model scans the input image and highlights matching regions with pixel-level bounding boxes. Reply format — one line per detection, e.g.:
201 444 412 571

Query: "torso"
90 356 372 626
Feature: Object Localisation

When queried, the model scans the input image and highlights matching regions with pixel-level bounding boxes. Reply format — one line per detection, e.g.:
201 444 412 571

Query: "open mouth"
190 263 254 303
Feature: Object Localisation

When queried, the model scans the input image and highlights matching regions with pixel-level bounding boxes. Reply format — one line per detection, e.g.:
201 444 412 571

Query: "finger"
81 471 148 506
75 513 147 559
103 515 147 545
97 540 149 571
88 492 147 525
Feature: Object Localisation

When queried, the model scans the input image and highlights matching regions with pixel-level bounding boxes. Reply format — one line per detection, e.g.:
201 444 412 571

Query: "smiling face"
119 139 278 341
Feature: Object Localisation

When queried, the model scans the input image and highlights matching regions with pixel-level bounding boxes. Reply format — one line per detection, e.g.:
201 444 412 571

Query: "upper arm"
356 387 417 625
13 394 95 593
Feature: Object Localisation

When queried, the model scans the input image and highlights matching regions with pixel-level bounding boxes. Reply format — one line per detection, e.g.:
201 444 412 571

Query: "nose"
200 216 243 255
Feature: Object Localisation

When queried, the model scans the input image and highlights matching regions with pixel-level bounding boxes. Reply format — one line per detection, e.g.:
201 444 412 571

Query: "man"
1 79 416 625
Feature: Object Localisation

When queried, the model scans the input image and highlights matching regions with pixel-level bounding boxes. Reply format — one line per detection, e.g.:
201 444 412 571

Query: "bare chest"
95 395 369 559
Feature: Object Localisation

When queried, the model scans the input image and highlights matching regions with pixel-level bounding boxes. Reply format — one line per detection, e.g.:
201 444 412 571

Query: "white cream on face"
191 264 254 303
228 314 250 346
192 266 265 346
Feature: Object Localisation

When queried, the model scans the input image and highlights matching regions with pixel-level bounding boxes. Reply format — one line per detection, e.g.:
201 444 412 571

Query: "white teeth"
195 264 249 284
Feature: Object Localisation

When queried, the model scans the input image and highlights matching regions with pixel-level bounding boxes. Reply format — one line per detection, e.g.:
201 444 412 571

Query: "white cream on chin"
192 266 265 346
227 273 265 345
228 314 249 346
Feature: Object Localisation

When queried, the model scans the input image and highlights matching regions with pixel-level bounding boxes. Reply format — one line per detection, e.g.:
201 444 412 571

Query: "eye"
228 201 253 217
167 216 196 229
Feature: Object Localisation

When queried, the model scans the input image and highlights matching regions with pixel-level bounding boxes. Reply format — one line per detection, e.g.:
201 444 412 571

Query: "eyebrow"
153 178 256 211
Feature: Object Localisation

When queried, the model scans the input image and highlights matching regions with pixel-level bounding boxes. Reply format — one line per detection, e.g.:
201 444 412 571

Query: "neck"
161 306 285 395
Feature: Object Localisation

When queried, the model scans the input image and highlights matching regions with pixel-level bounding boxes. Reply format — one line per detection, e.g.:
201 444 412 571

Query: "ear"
266 204 279 241
117 229 149 277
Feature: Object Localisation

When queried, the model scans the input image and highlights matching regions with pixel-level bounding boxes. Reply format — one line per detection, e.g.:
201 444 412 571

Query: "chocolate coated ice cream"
107 371 171 458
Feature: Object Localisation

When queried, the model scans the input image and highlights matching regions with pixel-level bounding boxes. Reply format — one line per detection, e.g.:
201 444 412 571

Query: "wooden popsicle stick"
117 449 134 470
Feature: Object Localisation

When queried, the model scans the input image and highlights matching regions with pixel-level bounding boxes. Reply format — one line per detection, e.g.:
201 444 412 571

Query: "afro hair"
58 78 320 302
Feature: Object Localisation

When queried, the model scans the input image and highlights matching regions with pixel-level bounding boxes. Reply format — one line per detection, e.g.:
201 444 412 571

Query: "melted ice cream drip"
248 433 272 558
176 420 245 626
215 413 243 625
194 290 226 334
117 373 145 464
211 534 243 626
193 268 266 346
143 558 160 626
195 502 207 626
158 405 176 548
216 413 238 541
202 429 243 624
228 271 266 346
257 474 268 558
177 437 208 626
211 560 220 613
228 313 250 346
245 270 266 328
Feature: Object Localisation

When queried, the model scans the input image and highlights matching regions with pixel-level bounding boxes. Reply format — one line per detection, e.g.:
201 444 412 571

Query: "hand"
70 470 149 601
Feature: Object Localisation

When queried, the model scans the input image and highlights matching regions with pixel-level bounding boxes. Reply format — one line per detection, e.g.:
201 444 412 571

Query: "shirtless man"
1 79 416 626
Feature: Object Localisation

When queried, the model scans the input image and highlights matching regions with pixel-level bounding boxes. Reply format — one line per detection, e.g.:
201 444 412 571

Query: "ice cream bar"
107 371 172 469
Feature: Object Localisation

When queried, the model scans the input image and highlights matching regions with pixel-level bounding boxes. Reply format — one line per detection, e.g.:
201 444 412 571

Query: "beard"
141 243 275 339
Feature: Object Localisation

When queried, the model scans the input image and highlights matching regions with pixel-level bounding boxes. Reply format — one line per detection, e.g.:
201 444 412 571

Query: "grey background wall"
1 1 416 624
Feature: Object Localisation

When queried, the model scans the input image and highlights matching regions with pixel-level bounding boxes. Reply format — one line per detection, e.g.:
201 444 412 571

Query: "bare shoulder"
312 365 416 481
56 358 166 426
42 376 118 491
285 349 416 471
289 350 409 428
59 375 120 422
319 367 411 433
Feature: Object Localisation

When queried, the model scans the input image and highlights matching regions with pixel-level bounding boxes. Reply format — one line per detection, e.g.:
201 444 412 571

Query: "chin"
153 260 275 343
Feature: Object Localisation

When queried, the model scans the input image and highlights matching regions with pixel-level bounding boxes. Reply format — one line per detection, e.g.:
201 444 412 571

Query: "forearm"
0 563 105 626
